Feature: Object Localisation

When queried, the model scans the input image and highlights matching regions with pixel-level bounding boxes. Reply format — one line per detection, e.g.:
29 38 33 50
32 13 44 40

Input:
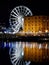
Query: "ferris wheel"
9 5 33 33
9 42 25 65
9 5 32 65
9 42 31 65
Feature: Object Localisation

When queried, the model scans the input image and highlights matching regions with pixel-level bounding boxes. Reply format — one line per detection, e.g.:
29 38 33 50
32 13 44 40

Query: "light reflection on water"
3 41 49 49
0 41 49 62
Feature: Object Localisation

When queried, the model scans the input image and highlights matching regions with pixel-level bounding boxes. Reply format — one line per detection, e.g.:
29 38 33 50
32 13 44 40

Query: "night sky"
0 0 49 27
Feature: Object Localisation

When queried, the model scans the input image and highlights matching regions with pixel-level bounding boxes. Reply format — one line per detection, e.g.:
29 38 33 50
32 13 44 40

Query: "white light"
22 42 25 48
39 31 42 33
25 61 31 65
33 43 35 48
39 44 42 49
4 42 6 47
16 42 19 48
9 42 10 47
26 42 29 47
4 31 7 33
45 44 47 49
45 30 48 32
12 32 16 34
22 51 24 56
30 43 32 48
0 32 3 33
16 49 17 53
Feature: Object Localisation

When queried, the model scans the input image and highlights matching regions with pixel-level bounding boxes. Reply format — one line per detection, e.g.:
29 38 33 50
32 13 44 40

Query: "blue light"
0 42 4 48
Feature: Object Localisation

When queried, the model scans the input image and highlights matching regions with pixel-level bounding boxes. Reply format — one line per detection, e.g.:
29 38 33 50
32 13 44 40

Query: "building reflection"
23 42 49 62
3 41 49 62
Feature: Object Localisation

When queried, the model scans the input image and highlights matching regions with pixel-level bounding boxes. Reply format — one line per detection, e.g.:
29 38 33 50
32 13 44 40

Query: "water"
0 41 49 65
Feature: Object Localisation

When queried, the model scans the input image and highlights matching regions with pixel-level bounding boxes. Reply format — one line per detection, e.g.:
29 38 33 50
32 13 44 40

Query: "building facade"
23 16 49 33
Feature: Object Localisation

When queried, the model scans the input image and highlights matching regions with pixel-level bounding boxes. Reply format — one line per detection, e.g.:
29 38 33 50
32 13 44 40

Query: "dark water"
0 42 49 65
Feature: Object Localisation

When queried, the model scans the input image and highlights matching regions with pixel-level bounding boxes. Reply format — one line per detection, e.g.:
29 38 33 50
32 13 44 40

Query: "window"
28 18 30 20
35 16 37 19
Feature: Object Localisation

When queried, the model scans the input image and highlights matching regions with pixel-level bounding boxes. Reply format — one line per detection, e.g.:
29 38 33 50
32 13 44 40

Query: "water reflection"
0 41 49 62
3 42 49 49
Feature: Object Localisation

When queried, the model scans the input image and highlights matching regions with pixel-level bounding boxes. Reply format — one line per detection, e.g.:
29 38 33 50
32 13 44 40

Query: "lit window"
45 30 48 32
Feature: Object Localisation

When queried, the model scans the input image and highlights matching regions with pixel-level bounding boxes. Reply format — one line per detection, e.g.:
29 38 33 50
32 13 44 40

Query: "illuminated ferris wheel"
9 5 32 65
9 42 31 65
9 5 33 33
9 42 25 65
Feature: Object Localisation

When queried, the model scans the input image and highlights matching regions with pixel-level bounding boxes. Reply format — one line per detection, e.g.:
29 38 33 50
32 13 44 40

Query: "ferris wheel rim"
9 5 33 33
9 5 33 20
10 5 33 15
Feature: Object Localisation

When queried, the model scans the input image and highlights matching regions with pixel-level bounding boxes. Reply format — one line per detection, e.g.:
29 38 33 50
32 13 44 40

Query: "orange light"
45 30 48 32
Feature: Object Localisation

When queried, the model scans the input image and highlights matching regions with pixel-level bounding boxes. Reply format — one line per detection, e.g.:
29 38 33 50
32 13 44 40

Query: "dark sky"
0 0 49 27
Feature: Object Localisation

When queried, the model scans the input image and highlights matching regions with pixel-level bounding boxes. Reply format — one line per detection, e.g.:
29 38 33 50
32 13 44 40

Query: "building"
23 16 49 33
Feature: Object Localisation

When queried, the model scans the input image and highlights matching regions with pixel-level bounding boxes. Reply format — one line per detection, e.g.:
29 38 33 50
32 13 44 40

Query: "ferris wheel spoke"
11 55 17 60
25 12 30 16
11 53 16 56
14 8 19 15
10 17 17 20
22 7 26 14
18 7 21 13
12 10 18 16
14 58 20 65
25 10 30 15
16 8 20 14
17 59 21 65
23 9 27 14
11 21 18 24
12 58 18 63
10 14 17 18
21 61 22 65
19 7 22 13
